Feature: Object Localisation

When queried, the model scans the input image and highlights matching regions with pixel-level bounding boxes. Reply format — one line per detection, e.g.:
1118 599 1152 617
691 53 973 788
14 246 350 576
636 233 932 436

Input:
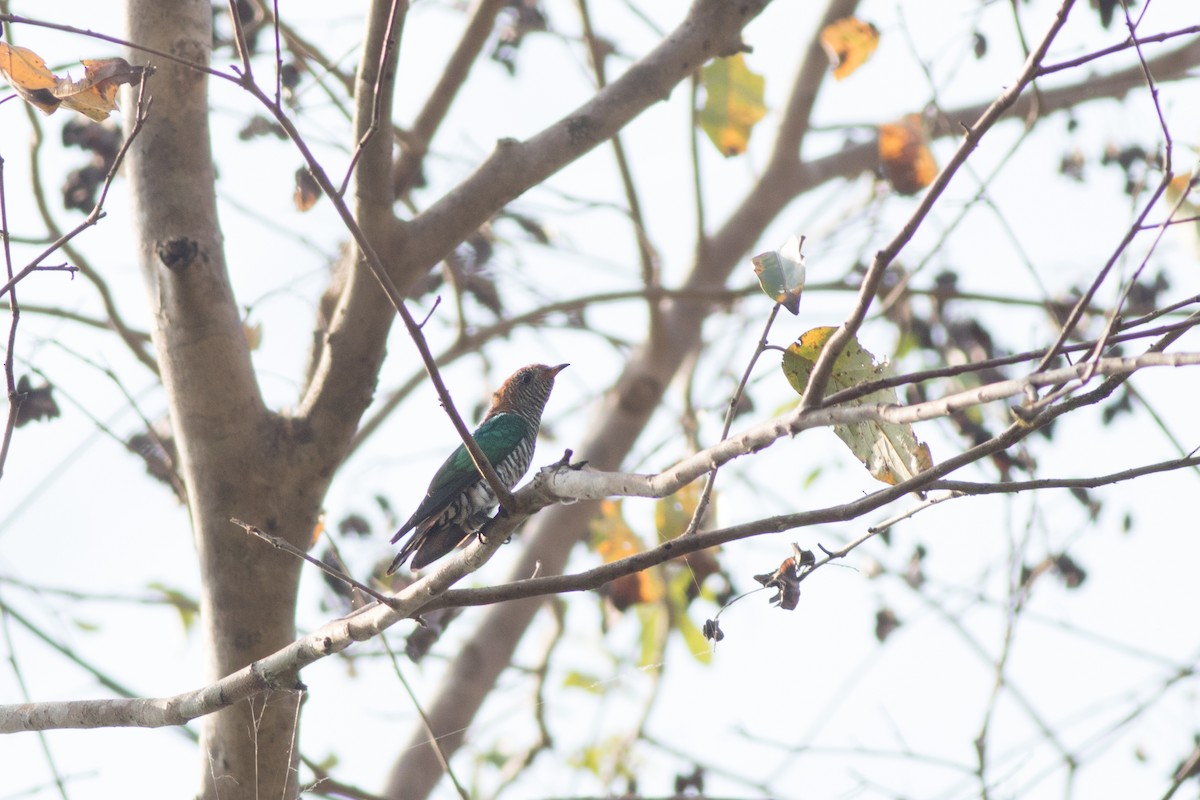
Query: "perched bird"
387 363 569 573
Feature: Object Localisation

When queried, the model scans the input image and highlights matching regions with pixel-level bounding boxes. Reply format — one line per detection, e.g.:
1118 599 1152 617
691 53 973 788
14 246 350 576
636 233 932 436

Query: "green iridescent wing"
394 413 529 536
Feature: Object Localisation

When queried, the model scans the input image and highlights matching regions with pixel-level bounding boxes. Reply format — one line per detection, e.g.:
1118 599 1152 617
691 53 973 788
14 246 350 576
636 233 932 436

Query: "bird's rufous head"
489 363 569 421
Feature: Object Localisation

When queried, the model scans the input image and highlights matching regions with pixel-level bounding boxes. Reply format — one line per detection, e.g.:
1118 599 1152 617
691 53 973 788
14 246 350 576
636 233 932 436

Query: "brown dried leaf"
294 168 322 212
14 375 61 427
56 58 149 121
0 44 150 122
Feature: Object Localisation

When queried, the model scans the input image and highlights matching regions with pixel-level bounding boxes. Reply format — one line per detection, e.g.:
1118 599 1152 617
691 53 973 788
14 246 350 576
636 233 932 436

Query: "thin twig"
866 491 963 536
0 12 232 80
684 300 785 537
577 0 661 303
230 518 397 608
43 342 185 498
378 635 469 800
0 156 19 482
689 73 706 246
256 1 356 95
1071 8 1180 386
391 0 506 197
801 0 1079 412
1038 24 1200 76
9 78 158 373
272 0 283 109
338 0 406 197
223 2 517 511
1162 743 1200 800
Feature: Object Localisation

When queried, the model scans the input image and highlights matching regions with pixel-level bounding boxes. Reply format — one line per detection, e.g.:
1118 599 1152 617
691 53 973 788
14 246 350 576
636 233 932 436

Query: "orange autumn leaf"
0 43 151 121
878 113 938 196
310 513 325 549
820 17 880 81
1165 173 1196 204
589 500 663 610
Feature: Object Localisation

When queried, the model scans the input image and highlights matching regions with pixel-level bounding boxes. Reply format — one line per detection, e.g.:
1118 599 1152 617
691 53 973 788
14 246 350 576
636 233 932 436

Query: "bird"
387 363 569 573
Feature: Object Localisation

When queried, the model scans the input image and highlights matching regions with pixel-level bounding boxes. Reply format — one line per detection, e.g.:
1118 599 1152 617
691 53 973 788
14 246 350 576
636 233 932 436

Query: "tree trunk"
125 2 317 797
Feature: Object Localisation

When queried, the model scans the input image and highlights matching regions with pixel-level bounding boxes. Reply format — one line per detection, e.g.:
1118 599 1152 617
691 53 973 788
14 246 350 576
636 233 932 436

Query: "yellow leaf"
1166 173 1195 205
1165 173 1200 240
0 42 61 115
590 500 636 562
698 54 766 157
879 114 938 196
782 327 934 486
820 17 880 80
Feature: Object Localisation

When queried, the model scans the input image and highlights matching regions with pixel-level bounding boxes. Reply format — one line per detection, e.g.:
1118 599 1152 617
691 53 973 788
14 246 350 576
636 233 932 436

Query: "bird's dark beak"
548 363 569 377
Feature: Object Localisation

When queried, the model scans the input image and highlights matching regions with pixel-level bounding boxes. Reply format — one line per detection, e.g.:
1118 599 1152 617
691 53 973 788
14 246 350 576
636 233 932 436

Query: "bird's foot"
474 525 513 547
553 448 589 470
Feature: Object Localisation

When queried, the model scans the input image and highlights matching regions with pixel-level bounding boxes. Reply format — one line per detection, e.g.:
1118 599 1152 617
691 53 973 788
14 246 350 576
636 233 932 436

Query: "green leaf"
666 570 713 665
571 737 630 780
675 611 713 665
802 465 823 488
782 327 934 485
148 582 200 633
571 745 603 777
751 234 806 314
562 671 605 694
636 603 668 669
312 752 339 772
698 54 766 157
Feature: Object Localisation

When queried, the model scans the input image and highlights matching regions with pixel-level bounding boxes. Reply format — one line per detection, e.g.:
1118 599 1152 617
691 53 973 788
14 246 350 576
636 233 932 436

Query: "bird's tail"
386 522 472 574
385 534 420 575
408 525 471 570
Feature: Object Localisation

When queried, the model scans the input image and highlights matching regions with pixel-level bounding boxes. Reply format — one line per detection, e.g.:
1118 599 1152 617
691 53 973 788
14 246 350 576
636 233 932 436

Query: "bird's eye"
520 373 532 384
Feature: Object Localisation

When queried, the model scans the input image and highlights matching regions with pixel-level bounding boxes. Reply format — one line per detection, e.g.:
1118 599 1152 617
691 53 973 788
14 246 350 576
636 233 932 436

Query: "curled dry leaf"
0 43 152 122
14 375 61 427
753 545 813 611
751 234 806 315
875 607 900 642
